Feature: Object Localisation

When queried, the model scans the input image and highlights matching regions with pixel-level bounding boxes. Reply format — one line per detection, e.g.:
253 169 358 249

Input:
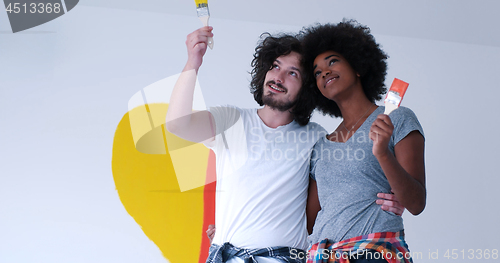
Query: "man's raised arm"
166 26 216 143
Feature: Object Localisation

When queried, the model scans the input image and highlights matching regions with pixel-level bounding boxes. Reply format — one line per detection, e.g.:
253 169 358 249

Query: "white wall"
1 1 499 262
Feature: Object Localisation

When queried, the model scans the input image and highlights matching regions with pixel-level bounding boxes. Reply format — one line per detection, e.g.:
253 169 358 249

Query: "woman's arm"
206 224 215 244
370 114 426 215
306 178 321 235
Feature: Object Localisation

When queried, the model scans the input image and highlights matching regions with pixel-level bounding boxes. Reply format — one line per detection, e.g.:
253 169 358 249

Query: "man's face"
262 51 303 111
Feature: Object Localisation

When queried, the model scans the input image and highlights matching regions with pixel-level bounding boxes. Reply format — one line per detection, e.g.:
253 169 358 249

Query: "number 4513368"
6 3 62 14
444 249 498 260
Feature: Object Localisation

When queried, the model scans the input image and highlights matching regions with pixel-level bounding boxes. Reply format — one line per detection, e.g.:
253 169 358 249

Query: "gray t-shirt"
309 106 424 244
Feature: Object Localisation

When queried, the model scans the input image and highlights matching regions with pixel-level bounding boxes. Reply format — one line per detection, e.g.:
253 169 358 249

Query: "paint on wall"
111 103 215 263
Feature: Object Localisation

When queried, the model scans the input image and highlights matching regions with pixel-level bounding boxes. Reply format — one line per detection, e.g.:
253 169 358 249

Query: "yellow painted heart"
111 103 215 263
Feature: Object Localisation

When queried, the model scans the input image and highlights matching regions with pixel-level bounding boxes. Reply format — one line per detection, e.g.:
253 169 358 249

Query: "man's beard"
262 92 297 112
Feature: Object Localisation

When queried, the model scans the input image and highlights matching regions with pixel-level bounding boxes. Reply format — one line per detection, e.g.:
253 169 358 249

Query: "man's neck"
257 105 294 129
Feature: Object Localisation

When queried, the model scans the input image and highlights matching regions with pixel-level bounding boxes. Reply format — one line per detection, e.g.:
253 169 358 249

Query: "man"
166 26 401 263
166 26 324 263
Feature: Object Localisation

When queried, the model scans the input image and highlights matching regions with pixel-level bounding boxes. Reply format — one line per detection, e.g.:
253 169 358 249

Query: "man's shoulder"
209 104 241 112
290 121 327 144
296 121 326 134
306 121 326 131
208 105 258 116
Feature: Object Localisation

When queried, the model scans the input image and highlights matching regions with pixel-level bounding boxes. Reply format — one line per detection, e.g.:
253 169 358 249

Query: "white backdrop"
1 0 499 262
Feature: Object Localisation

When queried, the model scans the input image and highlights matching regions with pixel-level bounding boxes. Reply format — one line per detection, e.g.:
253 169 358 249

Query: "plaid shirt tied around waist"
206 242 307 263
307 231 413 263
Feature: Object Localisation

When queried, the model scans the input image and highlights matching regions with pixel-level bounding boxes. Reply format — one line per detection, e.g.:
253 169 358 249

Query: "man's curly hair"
301 19 389 117
249 33 316 126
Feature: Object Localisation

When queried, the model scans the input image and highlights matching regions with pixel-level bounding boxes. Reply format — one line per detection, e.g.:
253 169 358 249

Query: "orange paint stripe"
160 124 168 151
198 150 217 263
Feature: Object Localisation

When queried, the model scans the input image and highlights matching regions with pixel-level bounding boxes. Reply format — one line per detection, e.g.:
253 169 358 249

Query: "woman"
302 20 426 263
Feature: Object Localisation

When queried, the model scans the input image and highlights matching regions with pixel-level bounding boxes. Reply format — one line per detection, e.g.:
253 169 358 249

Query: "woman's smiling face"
313 51 360 101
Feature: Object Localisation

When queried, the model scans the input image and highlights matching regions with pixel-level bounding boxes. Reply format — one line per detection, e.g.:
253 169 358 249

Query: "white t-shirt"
205 106 326 260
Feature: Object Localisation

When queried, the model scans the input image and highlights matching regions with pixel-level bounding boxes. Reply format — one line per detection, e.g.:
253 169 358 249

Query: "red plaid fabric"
306 231 413 263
